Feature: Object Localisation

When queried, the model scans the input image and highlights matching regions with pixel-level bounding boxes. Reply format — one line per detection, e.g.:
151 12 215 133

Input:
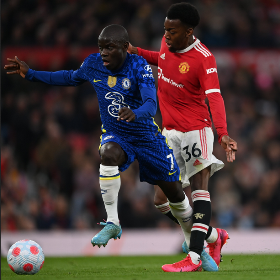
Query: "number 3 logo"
183 143 202 162
105 92 130 117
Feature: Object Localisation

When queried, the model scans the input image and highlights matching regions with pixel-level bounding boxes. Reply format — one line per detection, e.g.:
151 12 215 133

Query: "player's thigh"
100 133 136 171
189 165 211 192
162 128 188 187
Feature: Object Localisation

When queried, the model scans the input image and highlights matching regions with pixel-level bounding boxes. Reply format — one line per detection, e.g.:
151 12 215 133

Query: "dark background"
1 0 280 232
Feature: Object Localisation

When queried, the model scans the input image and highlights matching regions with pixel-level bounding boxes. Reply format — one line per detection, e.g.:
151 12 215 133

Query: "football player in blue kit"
5 24 204 272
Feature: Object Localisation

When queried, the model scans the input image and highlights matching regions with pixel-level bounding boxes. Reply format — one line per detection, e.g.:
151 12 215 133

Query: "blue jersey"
26 53 159 139
25 54 181 184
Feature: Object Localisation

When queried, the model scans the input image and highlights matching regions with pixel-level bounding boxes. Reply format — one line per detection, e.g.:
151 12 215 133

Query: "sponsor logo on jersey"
142 74 154 78
103 135 114 140
94 79 102 82
206 68 217 74
107 76 117 88
122 78 131 89
105 92 130 117
179 62 190 74
158 67 184 88
160 53 165 60
144 65 153 72
194 213 205 219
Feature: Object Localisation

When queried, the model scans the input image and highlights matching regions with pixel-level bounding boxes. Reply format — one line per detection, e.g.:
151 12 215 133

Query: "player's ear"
123 42 129 51
185 27 193 37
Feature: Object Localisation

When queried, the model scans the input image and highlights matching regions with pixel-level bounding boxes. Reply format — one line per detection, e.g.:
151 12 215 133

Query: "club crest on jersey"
107 76 117 88
122 78 131 89
179 62 190 74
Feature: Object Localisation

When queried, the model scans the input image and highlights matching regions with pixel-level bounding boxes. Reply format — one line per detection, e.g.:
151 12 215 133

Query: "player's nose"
101 49 109 57
164 31 170 39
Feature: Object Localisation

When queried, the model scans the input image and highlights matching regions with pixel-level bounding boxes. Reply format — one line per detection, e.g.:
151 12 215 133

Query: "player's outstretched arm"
220 135 237 163
4 56 29 78
128 43 159 66
5 55 87 86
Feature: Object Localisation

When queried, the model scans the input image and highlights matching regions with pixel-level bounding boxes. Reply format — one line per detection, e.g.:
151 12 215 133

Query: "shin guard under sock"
99 164 121 226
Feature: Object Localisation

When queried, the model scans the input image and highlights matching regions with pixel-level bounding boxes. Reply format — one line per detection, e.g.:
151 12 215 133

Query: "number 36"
183 143 202 162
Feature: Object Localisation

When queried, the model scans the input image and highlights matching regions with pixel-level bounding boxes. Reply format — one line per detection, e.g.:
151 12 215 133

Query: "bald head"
98 24 129 71
99 24 129 45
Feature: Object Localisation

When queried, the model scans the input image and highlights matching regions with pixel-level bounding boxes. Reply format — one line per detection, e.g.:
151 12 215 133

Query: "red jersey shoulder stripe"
198 43 212 56
194 43 212 57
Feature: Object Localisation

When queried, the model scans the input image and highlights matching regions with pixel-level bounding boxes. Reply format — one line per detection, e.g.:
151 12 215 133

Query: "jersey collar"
176 36 200 53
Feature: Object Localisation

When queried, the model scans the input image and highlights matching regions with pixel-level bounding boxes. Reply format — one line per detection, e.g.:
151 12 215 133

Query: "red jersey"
137 36 228 143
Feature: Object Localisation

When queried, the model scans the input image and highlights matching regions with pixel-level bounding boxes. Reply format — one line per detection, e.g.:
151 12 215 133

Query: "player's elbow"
149 99 157 117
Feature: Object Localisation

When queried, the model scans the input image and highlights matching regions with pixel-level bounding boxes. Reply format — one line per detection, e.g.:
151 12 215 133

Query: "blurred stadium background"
1 0 280 256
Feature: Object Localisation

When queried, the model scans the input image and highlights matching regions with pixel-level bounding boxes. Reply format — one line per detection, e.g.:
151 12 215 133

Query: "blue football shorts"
100 131 180 185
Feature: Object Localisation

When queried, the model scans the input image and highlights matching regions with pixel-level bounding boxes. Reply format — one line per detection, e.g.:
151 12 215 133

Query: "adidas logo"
160 53 165 60
193 159 202 166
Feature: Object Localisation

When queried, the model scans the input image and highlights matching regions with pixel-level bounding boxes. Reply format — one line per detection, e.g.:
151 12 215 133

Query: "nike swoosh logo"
94 79 102 82
168 170 177 175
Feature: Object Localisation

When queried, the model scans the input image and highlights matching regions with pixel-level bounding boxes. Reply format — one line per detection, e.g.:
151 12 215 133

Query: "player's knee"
190 180 204 191
100 142 126 166
190 168 210 192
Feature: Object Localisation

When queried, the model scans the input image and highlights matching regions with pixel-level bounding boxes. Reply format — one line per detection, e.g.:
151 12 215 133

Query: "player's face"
164 18 193 52
98 37 128 71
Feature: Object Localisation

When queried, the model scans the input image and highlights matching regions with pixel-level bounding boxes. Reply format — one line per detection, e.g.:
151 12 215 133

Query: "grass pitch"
1 254 280 280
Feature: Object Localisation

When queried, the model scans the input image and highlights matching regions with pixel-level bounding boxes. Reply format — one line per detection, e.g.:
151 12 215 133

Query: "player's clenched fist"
4 56 29 78
117 107 135 122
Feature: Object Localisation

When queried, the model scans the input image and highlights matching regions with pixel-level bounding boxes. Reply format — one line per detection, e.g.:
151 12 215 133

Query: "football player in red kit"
129 2 237 272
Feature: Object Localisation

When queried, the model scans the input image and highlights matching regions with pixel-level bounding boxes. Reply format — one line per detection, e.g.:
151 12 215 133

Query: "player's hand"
117 107 135 122
127 43 138 55
4 56 29 78
220 135 237 162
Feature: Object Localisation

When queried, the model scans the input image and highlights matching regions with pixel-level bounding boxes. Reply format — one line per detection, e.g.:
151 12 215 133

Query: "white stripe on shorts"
199 128 208 160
